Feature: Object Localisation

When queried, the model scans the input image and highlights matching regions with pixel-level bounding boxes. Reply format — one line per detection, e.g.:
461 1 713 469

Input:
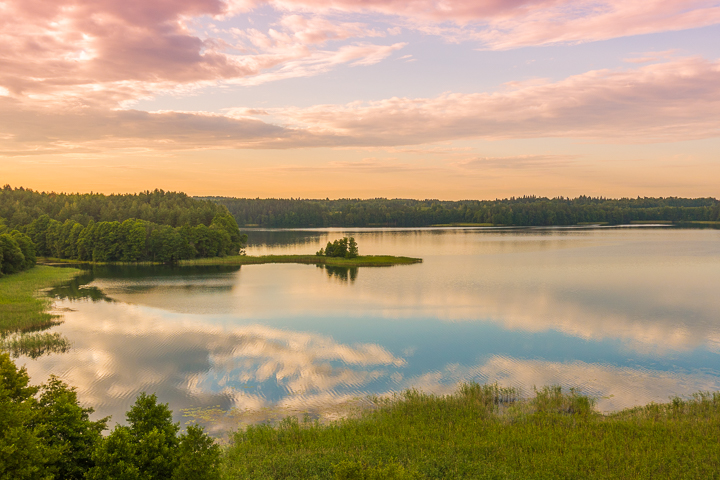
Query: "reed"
0 331 71 359
221 383 720 479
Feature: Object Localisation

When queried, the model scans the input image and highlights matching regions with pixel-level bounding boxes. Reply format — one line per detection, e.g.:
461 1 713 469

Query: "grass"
179 255 422 267
221 384 720 479
0 266 82 333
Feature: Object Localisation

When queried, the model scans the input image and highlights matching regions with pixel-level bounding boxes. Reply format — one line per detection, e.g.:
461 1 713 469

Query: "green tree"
86 427 140 480
24 215 53 257
0 353 53 480
346 237 359 259
210 213 247 255
35 376 108 479
0 234 26 275
88 393 219 480
172 425 221 480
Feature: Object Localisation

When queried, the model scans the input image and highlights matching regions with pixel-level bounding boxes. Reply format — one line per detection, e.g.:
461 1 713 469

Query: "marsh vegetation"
223 384 720 479
0 266 80 358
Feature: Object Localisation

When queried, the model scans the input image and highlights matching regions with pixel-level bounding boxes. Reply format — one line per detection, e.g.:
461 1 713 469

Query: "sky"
2 0 720 199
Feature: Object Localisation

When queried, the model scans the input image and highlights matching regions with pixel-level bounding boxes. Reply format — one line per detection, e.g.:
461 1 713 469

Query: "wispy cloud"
1 57 719 155
238 0 720 49
0 0 405 111
276 57 720 145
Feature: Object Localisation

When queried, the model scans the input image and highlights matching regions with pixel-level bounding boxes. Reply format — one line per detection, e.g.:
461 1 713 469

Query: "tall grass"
221 383 720 479
0 266 80 358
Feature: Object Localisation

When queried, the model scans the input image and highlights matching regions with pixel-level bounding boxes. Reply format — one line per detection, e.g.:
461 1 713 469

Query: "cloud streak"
244 0 720 49
1 57 719 155
277 57 720 145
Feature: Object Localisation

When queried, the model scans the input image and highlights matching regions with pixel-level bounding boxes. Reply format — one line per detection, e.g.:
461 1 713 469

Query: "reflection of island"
317 265 358 283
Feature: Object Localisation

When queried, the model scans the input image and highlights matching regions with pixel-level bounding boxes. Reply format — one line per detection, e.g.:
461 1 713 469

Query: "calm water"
21 227 720 432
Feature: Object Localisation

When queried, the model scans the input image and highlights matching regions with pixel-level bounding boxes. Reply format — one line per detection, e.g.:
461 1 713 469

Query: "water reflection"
318 265 359 284
1 332 71 359
17 227 720 432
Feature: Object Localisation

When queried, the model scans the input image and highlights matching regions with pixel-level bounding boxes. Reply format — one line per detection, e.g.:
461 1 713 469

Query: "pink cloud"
0 0 403 110
1 57 718 156
247 0 720 49
279 15 384 44
276 57 720 144
0 100 300 155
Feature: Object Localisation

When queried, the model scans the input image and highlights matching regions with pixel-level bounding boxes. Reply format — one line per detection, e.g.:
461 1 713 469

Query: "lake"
21 226 720 433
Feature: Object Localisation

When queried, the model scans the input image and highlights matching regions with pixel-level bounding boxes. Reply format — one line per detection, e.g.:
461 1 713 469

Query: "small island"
180 236 421 267
179 254 421 267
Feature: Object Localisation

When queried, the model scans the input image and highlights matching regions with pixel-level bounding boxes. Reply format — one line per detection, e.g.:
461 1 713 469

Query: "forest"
0 186 246 267
203 196 720 228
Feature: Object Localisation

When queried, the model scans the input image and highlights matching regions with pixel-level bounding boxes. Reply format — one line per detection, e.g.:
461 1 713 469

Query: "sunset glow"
2 0 719 198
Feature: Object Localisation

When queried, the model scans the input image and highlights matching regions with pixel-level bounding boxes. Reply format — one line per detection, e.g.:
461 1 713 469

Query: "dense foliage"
0 353 220 480
204 196 720 227
0 187 246 264
0 186 226 229
317 237 359 258
0 227 36 276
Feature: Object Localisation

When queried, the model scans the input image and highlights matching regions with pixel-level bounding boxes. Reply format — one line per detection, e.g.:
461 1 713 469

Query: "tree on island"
316 237 359 259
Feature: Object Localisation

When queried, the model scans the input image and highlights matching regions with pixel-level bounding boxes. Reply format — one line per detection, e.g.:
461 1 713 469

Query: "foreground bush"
0 353 220 480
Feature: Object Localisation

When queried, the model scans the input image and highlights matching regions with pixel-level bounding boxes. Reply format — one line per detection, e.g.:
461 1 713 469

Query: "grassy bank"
180 255 422 267
222 384 720 479
0 266 81 333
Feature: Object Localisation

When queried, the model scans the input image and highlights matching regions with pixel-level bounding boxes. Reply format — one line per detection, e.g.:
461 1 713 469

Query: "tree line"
0 186 227 230
23 213 246 263
202 196 720 228
0 187 247 268
1 352 220 479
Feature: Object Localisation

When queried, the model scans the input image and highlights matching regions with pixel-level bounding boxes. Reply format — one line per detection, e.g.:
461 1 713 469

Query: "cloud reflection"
22 300 404 427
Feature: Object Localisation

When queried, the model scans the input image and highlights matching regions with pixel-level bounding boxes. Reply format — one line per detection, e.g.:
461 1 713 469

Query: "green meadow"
221 384 720 479
0 265 81 333
180 255 422 267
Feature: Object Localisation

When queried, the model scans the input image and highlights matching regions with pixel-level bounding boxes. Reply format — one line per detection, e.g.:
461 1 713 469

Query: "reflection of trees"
246 230 324 248
47 265 244 302
317 265 358 283
48 275 113 303
1 332 71 359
